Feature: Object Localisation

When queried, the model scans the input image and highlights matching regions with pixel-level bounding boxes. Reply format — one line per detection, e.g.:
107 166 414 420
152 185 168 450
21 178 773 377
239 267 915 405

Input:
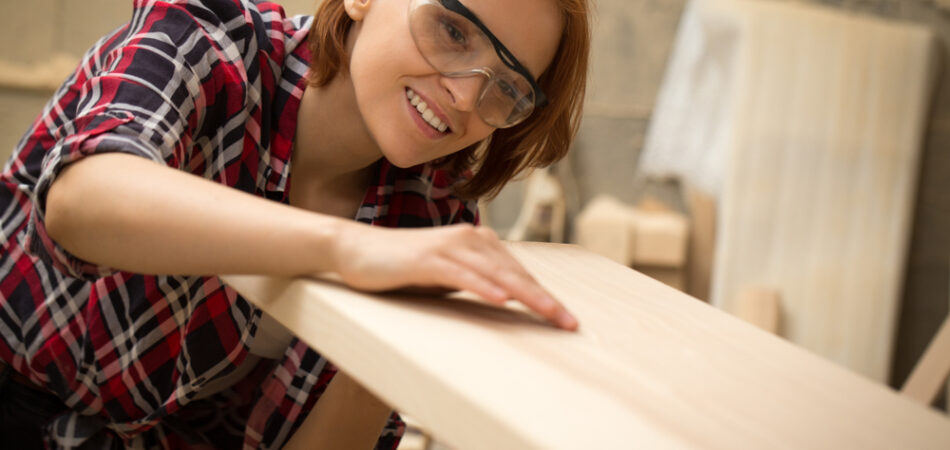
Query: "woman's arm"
46 152 344 277
46 153 578 330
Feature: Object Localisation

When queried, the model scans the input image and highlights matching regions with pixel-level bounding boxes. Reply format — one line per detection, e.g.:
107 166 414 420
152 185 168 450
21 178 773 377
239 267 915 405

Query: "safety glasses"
408 0 549 128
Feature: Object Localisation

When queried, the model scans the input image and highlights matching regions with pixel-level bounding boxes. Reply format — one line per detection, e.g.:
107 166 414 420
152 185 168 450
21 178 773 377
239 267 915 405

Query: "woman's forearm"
46 152 579 330
45 152 347 276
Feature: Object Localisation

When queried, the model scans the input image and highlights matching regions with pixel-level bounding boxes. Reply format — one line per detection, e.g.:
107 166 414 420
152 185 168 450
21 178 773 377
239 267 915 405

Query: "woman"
0 0 590 447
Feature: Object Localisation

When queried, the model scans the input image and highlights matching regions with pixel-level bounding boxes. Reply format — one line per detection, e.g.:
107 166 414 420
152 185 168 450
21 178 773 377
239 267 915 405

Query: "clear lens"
479 74 534 126
409 0 536 128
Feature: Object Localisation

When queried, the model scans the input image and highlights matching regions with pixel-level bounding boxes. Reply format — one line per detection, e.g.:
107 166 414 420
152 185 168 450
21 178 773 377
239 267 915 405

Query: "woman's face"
343 0 563 168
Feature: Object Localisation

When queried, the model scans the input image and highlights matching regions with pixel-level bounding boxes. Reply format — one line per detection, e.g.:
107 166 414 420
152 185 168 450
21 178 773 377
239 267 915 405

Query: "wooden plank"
671 0 938 382
222 242 950 449
712 0 938 382
902 316 950 406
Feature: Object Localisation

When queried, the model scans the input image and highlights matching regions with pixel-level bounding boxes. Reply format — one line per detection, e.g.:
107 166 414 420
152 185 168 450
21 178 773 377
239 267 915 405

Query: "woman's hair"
307 0 590 200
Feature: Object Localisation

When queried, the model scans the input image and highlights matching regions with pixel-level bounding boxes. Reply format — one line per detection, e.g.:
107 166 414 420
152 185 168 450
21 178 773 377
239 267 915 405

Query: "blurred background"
1 0 948 409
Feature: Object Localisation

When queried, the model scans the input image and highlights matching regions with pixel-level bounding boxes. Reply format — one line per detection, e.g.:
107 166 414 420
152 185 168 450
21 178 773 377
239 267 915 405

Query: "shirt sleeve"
25 0 249 280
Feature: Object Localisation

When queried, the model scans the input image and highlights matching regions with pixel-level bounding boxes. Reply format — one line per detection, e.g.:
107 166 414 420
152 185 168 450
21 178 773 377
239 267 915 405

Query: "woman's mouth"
406 88 450 134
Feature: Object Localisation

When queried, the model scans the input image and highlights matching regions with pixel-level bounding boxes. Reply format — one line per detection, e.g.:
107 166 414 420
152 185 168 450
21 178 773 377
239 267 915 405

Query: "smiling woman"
309 0 590 198
0 0 590 448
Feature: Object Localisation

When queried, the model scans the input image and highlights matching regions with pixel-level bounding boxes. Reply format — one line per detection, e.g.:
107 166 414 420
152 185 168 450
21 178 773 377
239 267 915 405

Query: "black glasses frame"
438 0 549 108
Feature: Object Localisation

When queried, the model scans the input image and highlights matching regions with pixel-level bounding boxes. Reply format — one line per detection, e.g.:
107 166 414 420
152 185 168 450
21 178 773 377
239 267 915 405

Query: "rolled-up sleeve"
24 1 241 280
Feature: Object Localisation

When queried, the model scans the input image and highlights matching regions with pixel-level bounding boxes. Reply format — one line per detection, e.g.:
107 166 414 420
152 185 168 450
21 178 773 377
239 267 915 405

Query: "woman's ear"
343 0 373 21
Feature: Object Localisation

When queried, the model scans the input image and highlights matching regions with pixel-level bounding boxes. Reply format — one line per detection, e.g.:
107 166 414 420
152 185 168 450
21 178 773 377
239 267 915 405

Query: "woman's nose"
441 73 488 112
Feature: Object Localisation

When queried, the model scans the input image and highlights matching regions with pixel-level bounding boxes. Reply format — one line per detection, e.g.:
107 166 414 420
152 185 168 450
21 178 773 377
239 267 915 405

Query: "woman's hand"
331 223 579 331
46 154 577 330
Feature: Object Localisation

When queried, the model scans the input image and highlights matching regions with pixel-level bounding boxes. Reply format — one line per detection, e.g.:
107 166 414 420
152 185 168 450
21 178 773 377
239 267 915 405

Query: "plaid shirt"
0 0 478 448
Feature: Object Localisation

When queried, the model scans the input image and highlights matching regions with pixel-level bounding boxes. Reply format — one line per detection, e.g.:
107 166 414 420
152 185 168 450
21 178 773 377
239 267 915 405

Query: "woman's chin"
382 154 422 169
381 148 438 169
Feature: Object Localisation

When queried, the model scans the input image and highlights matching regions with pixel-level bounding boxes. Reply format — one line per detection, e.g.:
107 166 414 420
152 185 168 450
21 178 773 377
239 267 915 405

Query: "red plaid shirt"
0 0 478 448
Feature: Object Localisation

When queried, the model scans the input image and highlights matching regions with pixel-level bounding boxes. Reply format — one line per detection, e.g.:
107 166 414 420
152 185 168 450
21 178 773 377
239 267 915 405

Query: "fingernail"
557 310 579 330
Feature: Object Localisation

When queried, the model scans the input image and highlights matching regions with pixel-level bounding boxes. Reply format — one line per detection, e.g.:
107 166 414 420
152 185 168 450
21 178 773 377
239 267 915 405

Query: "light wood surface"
711 0 938 383
223 243 950 449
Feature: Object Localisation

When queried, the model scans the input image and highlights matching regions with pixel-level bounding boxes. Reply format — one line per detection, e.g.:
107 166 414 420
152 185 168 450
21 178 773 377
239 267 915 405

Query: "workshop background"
1 0 947 399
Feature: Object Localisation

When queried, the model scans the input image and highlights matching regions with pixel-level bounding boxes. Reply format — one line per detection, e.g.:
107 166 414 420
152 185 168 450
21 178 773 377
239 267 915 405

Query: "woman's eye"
439 19 468 46
498 80 519 100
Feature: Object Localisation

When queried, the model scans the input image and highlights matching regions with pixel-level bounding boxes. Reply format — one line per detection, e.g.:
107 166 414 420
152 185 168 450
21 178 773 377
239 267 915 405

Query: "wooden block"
222 243 950 449
902 316 950 406
631 209 689 267
734 287 781 335
575 195 689 268
574 195 638 265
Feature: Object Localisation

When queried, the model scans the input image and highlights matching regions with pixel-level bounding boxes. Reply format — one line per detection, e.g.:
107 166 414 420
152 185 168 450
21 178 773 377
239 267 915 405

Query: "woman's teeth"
407 89 448 133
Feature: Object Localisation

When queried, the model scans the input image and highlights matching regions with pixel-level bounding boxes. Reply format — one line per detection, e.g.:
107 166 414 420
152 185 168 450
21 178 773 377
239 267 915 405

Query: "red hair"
307 0 590 199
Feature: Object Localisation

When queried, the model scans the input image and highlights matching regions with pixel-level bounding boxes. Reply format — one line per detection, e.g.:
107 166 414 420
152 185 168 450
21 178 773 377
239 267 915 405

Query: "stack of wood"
574 181 713 301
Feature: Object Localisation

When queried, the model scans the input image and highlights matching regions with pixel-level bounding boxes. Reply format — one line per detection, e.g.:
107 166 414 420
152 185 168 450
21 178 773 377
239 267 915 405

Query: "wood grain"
223 242 950 449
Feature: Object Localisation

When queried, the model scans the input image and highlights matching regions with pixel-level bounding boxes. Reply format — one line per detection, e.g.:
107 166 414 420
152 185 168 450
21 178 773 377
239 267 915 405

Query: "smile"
406 88 449 133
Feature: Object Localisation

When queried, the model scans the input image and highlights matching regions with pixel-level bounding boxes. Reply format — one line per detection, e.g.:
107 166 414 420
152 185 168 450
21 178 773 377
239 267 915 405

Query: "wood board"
707 0 938 383
902 315 950 405
222 242 950 449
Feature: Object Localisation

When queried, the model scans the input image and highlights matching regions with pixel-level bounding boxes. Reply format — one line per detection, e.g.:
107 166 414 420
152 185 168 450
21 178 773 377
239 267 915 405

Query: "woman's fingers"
419 256 509 305
333 224 578 331
449 243 578 331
